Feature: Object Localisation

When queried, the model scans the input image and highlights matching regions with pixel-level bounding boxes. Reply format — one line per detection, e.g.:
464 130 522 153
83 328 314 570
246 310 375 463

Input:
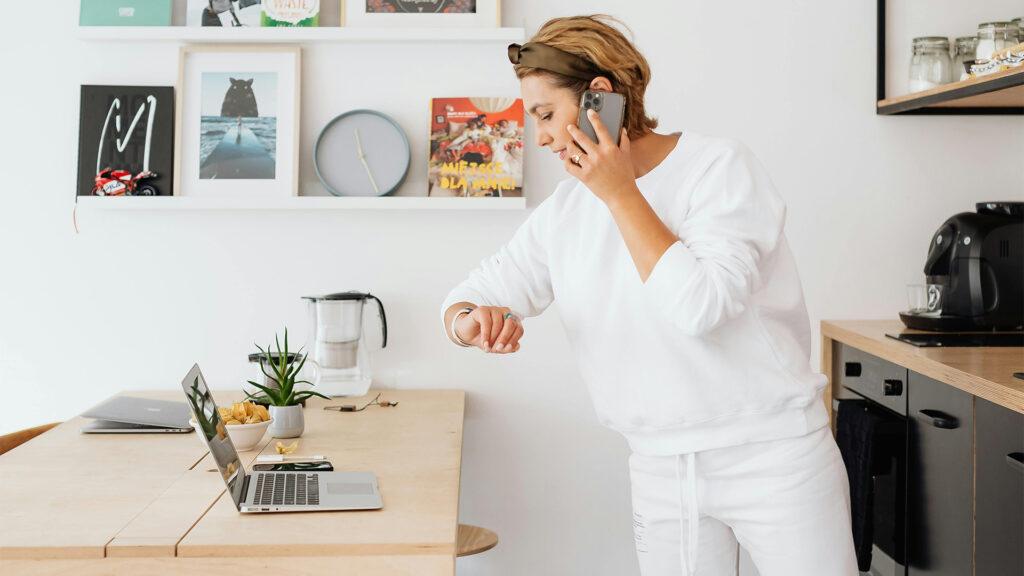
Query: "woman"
441 15 857 576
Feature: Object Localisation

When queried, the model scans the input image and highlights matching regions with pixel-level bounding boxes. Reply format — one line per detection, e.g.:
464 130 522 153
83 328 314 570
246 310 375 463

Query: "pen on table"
256 454 326 462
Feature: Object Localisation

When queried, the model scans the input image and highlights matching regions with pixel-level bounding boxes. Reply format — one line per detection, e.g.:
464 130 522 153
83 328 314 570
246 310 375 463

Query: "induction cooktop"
885 332 1024 347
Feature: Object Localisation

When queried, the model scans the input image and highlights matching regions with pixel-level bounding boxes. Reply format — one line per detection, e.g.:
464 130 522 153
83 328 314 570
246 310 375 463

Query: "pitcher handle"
367 293 387 348
306 359 320 386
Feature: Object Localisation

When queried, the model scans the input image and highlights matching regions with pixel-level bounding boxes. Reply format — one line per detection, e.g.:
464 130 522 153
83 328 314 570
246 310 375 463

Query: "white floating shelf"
77 26 525 43
76 195 526 211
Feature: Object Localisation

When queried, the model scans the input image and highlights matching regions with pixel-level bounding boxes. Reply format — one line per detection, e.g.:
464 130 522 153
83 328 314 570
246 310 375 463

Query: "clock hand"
354 127 366 156
355 128 381 195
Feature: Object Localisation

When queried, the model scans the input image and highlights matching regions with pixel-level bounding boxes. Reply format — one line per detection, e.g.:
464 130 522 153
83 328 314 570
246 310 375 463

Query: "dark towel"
835 399 884 572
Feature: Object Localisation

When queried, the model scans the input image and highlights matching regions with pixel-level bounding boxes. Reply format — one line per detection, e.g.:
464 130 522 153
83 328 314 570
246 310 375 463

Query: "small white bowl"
192 418 272 452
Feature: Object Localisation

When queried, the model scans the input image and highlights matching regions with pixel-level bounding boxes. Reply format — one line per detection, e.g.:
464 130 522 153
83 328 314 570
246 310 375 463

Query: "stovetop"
885 332 1024 348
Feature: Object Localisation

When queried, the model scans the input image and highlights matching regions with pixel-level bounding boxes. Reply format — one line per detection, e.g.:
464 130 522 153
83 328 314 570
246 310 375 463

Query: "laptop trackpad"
328 482 374 495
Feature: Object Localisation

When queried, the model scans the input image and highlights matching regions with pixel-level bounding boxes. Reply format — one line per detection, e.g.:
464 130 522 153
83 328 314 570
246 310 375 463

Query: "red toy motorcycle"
92 168 159 196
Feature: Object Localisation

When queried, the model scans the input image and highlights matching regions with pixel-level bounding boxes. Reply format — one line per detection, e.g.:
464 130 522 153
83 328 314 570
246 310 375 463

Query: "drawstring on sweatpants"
676 452 699 575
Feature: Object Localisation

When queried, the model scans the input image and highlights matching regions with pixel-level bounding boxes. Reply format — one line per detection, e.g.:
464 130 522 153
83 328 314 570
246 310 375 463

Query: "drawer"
833 342 908 416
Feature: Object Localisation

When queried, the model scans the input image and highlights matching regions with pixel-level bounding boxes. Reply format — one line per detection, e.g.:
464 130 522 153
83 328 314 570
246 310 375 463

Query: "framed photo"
174 45 300 197
342 0 500 28
77 85 175 196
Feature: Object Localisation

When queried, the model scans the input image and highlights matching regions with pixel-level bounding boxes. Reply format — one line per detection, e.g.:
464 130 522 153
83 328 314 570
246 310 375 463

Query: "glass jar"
1013 18 1024 43
976 22 1020 60
953 36 979 81
909 36 952 93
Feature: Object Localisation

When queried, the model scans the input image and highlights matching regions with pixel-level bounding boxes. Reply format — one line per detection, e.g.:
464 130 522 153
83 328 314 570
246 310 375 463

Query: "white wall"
2 1 1022 575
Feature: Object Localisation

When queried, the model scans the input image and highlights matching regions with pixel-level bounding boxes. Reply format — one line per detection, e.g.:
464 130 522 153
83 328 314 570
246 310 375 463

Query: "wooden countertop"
822 320 1024 415
0 389 465 575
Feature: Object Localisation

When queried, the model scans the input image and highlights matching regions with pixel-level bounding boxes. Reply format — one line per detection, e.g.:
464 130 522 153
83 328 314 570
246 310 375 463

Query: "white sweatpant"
629 426 858 576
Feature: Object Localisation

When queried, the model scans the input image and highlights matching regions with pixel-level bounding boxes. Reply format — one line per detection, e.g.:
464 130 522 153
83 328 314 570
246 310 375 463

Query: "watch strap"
451 307 475 347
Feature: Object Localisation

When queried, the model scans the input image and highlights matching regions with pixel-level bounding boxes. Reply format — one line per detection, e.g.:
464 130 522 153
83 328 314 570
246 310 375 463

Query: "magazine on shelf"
262 0 318 26
186 0 263 27
428 97 524 198
79 0 172 26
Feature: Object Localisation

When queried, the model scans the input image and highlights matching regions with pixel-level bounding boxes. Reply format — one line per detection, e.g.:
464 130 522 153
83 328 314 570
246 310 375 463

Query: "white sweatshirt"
442 131 828 456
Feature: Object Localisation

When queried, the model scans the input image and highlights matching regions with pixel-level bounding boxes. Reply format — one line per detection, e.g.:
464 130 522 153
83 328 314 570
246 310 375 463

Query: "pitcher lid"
302 291 373 301
248 352 302 363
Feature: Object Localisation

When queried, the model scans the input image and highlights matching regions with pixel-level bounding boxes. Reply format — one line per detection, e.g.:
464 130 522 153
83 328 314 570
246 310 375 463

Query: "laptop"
181 364 383 513
81 396 194 434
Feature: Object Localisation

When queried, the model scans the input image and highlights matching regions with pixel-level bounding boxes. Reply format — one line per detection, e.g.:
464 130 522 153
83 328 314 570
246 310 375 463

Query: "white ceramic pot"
268 405 304 438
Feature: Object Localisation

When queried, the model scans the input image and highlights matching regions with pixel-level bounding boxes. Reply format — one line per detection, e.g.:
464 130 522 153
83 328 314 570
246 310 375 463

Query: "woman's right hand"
455 306 524 354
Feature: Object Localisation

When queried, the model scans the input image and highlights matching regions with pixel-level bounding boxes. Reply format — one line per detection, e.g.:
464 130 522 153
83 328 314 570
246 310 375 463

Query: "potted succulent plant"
246 328 329 438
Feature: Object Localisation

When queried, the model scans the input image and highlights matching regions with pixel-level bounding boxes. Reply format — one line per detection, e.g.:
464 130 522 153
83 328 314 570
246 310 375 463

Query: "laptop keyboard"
253 473 320 506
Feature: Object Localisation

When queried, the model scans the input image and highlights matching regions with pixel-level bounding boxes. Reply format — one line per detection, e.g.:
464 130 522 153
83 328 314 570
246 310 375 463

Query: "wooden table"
821 319 1024 425
0 389 465 575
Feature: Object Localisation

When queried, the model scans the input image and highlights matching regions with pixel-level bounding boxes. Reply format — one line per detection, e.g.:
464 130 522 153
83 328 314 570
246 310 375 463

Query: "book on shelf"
428 97 524 198
79 0 171 26
262 0 319 26
187 0 263 27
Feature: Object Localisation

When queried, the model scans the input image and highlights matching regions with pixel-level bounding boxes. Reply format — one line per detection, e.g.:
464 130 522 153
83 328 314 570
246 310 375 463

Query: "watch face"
314 110 410 196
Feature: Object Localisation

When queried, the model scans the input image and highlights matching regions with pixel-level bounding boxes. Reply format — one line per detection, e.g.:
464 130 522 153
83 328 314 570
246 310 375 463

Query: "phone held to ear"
252 461 335 472
576 90 626 148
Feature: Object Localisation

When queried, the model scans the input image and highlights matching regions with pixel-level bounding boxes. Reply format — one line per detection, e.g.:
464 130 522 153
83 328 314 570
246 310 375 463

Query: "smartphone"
576 90 625 148
252 461 334 472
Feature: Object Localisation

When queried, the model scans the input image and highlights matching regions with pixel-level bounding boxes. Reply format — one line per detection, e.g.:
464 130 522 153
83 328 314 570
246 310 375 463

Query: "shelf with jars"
877 65 1024 115
875 2 1023 115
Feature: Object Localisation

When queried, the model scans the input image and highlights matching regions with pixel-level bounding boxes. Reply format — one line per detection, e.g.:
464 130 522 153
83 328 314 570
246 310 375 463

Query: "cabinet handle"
1008 453 1024 475
915 409 960 429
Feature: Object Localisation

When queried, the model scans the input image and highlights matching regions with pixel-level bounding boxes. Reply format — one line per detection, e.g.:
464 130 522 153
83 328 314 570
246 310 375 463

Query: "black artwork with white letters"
77 85 174 196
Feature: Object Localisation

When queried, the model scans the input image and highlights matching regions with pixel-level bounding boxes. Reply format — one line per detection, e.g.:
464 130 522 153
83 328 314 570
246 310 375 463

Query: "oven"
834 343 909 576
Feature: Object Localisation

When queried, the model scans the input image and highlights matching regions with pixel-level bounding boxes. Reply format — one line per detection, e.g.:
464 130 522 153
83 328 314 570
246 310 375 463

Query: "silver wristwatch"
451 307 475 347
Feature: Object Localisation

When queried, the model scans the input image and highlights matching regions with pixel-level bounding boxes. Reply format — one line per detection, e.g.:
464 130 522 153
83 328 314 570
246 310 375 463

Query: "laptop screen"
181 364 247 509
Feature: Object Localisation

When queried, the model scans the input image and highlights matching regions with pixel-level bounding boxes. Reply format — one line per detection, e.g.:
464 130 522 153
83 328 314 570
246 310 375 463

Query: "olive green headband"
507 42 606 81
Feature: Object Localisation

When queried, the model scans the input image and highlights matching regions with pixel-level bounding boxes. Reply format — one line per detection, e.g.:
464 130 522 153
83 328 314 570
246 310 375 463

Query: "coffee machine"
900 202 1023 332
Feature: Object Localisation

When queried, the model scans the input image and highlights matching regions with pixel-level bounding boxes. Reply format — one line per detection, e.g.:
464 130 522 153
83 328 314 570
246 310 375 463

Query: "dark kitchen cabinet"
824 321 1024 576
907 371 974 576
975 397 1024 576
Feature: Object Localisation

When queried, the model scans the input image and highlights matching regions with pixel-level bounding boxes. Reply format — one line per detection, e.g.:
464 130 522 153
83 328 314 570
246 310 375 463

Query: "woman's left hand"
565 109 639 207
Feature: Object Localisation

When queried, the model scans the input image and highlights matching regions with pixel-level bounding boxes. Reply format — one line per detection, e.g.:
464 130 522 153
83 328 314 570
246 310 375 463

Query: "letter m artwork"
76 85 175 197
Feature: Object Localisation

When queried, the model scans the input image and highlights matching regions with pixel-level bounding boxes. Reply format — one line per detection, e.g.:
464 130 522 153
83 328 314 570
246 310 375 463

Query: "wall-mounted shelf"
77 26 527 209
878 66 1024 115
75 195 526 211
77 26 525 43
875 0 1024 115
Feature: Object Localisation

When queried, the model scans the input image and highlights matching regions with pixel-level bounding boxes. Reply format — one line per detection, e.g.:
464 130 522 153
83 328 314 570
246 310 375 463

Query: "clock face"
314 110 410 197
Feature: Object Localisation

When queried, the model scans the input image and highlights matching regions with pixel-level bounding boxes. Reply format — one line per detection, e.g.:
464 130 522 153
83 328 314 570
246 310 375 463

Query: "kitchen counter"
821 320 1024 576
821 319 1024 416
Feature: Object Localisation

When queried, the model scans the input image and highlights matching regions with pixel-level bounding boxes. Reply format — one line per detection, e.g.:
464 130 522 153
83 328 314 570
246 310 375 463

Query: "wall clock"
314 109 411 197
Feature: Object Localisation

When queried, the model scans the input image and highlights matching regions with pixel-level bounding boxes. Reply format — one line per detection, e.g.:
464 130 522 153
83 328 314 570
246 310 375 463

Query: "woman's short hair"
514 15 658 139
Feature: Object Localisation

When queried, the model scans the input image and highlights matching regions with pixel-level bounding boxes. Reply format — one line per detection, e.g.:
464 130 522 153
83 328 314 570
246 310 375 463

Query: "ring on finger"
570 153 582 167
503 312 517 322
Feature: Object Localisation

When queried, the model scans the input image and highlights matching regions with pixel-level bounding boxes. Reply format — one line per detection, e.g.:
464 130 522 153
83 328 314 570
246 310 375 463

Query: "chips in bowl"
191 401 273 452
218 401 271 425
